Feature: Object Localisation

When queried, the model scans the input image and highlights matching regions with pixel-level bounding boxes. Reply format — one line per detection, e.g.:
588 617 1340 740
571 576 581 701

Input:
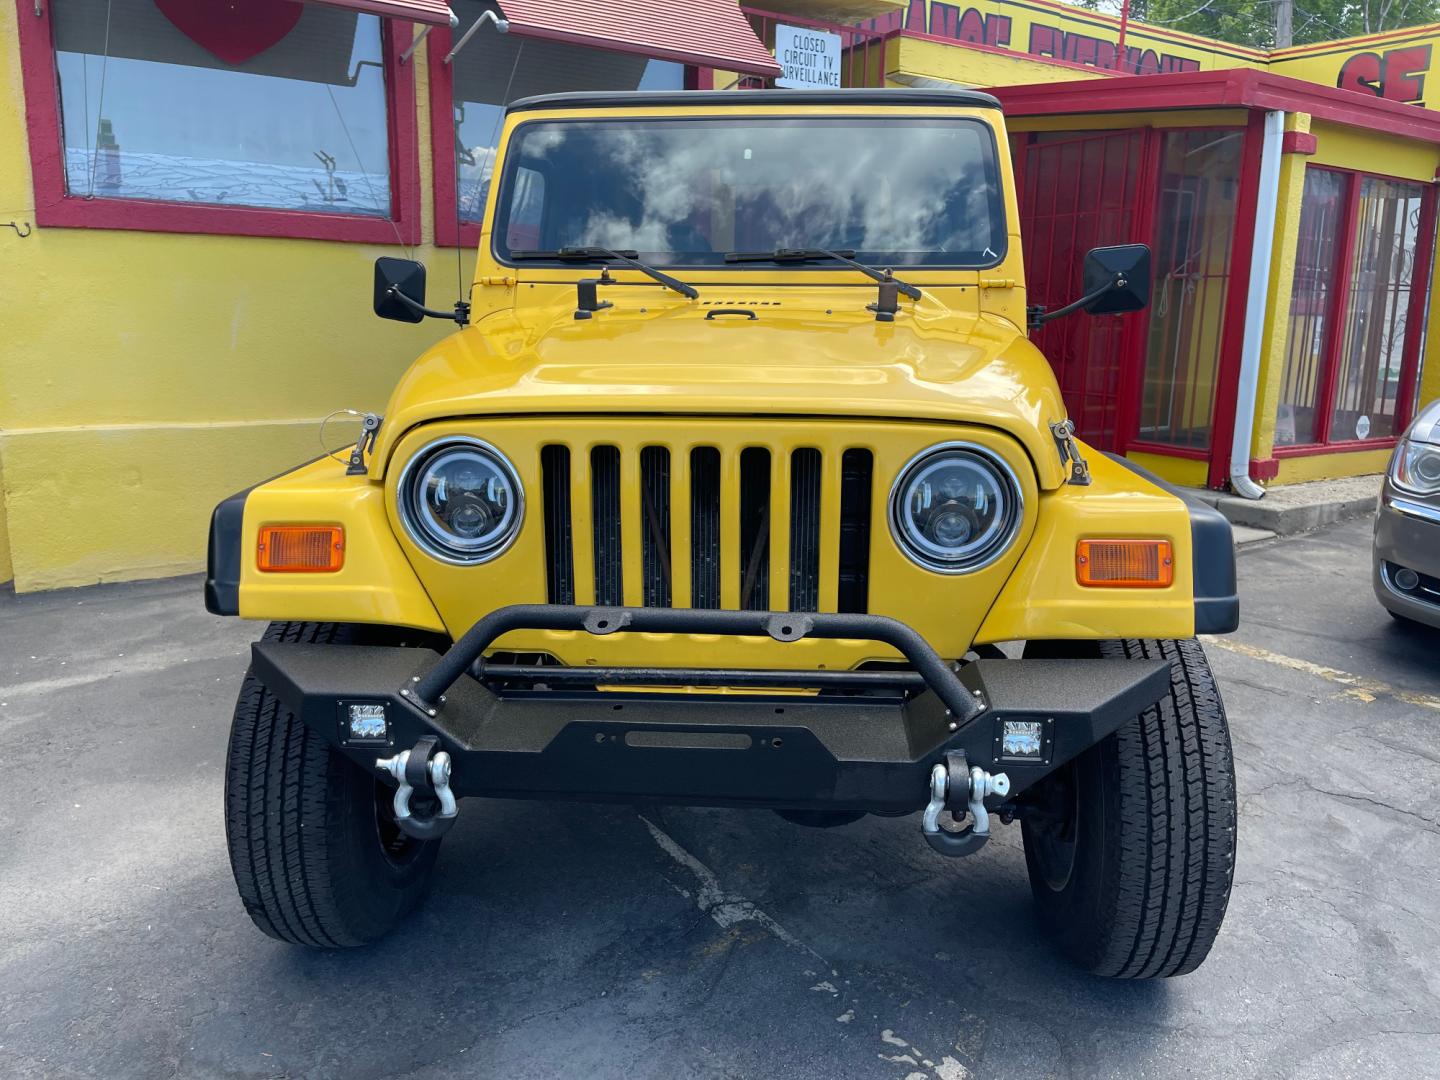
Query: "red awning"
495 0 782 77
304 0 457 26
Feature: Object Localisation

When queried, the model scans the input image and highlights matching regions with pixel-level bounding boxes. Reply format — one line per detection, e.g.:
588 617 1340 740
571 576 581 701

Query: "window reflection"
1277 169 1428 446
1278 169 1347 446
450 0 685 223
1138 128 1242 451
1332 177 1424 441
493 117 1004 266
53 0 391 215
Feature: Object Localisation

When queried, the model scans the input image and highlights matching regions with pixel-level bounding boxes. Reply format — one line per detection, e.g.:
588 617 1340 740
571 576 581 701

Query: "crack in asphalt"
639 814 828 964
1241 770 1440 834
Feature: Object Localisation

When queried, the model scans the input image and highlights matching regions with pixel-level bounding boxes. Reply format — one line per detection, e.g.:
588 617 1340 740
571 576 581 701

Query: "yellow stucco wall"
1307 118 1440 180
888 35 1107 88
1423 212 1440 412
1274 448 1395 483
1126 451 1208 489
0 453 12 585
0 3 464 590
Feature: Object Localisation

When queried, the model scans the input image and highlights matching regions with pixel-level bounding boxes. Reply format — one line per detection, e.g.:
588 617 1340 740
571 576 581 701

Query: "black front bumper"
252 605 1172 813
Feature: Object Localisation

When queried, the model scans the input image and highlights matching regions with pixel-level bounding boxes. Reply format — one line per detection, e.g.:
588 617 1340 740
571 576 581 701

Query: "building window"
1332 178 1426 442
54 1 389 214
1136 128 1243 452
440 0 684 238
17 0 418 242
1276 167 1433 450
1279 169 1347 447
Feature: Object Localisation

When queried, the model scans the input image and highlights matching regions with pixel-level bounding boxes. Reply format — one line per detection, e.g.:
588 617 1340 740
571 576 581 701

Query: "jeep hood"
373 302 1071 489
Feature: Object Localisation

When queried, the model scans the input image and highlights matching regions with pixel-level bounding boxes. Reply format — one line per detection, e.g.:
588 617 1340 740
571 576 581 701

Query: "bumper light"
256 525 345 572
1076 539 1173 588
343 703 390 745
1000 719 1044 760
1395 566 1421 592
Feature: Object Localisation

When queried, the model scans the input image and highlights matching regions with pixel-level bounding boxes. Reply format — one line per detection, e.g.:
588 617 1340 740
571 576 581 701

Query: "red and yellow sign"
1273 30 1437 106
865 0 1440 110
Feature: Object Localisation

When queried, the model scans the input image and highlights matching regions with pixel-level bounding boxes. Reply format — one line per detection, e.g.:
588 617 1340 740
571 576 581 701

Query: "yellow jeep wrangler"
206 88 1239 977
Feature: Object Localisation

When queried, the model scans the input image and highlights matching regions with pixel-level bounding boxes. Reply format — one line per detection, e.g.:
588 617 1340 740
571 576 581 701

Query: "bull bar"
251 605 1172 829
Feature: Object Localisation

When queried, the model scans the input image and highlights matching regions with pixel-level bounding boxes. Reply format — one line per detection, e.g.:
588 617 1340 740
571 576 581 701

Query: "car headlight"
398 438 524 564
889 443 1022 573
1392 439 1440 496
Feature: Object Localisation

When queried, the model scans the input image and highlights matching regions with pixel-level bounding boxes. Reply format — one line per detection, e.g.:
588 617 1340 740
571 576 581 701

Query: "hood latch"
1049 419 1092 486
346 413 383 476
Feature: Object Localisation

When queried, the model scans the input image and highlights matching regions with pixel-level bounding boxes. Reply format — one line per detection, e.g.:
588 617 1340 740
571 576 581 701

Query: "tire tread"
223 621 431 947
1098 637 1235 978
1023 637 1236 978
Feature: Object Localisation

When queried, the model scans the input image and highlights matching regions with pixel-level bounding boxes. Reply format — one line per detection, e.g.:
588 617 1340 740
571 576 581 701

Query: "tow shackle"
922 750 1010 858
376 735 458 840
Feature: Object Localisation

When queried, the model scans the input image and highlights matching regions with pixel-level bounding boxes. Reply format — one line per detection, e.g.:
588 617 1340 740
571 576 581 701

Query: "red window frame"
14 1 421 244
426 22 478 250
426 28 705 249
1274 163 1436 458
1126 116 1260 488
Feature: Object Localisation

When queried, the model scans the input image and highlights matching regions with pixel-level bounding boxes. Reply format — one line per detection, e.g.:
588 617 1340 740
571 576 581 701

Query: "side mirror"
1081 244 1151 316
374 257 427 323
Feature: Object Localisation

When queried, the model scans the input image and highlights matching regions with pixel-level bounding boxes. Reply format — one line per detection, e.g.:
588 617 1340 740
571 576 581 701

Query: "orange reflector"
257 526 345 573
1076 539 1173 588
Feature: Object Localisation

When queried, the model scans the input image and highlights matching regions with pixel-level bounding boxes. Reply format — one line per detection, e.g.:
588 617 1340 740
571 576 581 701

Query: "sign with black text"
775 24 842 89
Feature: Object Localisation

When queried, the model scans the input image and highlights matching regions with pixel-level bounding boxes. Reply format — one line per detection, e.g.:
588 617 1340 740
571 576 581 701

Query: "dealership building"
3 0 1440 590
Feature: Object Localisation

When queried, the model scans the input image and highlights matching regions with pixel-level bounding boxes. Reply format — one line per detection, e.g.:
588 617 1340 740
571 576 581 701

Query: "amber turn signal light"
1076 539 1173 588
257 525 345 573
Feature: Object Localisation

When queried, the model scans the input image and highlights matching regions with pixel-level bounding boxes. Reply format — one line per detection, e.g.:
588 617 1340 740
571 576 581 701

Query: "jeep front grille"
540 441 873 613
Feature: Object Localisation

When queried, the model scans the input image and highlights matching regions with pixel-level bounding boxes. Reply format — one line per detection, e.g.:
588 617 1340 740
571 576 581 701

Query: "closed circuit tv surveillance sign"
775 24 842 89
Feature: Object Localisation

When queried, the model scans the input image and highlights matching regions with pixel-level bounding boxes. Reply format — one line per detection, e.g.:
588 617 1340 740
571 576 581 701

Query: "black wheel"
1019 638 1236 978
224 621 442 947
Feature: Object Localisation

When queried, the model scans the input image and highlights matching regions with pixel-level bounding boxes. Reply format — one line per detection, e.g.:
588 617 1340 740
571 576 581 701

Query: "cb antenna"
445 6 515 317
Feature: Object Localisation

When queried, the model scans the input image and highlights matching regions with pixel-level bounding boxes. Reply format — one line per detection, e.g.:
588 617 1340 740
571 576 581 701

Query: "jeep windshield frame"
489 115 1008 272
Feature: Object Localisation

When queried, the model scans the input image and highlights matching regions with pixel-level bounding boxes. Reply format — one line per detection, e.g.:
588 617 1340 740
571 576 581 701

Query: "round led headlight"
398 438 524 564
889 443 1022 573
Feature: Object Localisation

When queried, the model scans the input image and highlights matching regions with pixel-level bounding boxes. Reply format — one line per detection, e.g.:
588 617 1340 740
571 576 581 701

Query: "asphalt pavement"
1 515 1438 1079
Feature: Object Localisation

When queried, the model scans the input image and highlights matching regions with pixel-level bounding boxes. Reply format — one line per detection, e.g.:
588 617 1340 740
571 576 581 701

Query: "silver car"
1375 399 1440 630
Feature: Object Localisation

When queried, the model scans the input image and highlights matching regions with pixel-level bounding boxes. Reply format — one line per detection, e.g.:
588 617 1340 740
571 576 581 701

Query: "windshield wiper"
511 246 699 299
723 248 922 300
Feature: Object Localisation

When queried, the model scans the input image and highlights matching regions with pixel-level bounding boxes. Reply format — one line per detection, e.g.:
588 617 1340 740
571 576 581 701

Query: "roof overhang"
305 0 456 26
495 0 782 77
989 68 1440 145
744 0 909 23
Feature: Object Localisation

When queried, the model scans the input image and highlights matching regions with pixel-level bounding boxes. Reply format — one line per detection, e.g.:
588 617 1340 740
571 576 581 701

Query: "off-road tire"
1019 638 1236 978
224 621 441 947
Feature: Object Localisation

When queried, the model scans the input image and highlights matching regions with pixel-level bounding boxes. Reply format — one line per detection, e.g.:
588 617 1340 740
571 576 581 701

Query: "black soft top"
506 88 1003 113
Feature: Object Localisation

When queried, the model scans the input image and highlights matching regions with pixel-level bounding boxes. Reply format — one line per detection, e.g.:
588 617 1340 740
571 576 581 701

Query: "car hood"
372 300 1071 489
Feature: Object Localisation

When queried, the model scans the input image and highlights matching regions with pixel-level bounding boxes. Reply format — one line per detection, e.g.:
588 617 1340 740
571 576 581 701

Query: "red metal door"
1017 130 1148 452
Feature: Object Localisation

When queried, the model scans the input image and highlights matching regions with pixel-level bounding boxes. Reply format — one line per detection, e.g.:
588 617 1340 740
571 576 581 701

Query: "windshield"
492 116 1006 269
